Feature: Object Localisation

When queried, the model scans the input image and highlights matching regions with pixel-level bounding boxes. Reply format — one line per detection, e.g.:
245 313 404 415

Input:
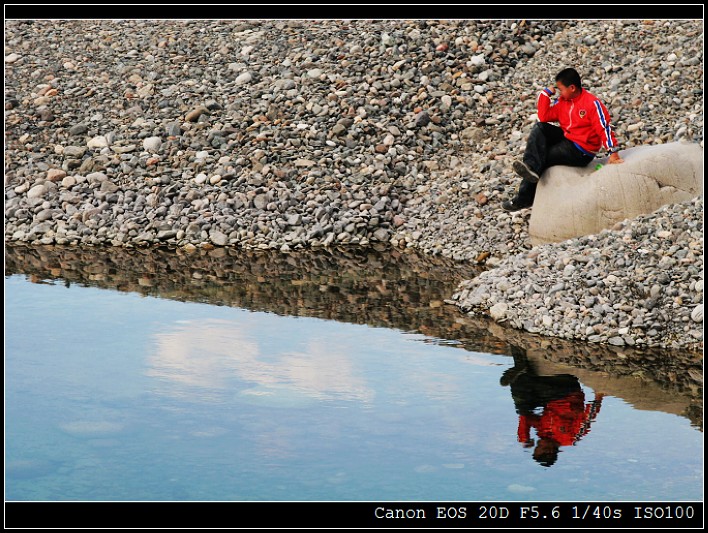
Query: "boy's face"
556 81 577 100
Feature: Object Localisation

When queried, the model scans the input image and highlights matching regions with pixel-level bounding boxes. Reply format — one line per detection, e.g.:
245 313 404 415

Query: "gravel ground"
4 19 703 350
451 197 703 351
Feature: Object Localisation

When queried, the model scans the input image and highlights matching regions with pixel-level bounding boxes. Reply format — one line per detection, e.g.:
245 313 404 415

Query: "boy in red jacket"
503 68 624 212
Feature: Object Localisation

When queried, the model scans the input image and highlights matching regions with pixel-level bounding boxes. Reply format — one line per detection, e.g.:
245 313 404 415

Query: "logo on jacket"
579 109 587 118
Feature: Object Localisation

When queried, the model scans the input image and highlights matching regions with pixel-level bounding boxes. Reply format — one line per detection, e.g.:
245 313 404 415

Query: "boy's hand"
608 152 624 164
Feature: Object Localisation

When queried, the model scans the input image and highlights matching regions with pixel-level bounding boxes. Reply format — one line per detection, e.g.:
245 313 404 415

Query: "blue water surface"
5 275 703 501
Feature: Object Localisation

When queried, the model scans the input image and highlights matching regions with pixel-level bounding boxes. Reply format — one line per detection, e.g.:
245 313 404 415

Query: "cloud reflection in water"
147 318 374 405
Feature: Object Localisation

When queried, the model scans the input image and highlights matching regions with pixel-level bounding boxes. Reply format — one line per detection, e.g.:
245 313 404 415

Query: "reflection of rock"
4 243 484 348
146 319 373 403
5 244 701 426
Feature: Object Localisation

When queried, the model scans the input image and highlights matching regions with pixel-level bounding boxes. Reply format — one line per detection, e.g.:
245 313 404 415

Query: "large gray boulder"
529 142 703 244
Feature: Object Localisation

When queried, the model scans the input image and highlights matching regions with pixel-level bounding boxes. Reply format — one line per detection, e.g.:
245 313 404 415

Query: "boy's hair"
555 68 582 89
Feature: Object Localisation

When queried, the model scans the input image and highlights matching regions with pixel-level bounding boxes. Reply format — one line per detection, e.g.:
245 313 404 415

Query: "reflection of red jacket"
518 391 602 446
537 88 618 155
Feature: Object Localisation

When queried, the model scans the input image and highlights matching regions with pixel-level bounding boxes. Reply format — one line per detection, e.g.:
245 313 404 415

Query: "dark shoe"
513 160 540 183
502 198 532 212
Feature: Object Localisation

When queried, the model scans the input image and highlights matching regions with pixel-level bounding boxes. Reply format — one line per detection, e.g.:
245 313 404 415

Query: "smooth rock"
87 136 109 149
530 143 703 244
690 304 703 322
186 106 209 122
489 302 508 321
69 124 88 136
62 146 86 158
253 194 268 209
46 169 66 182
608 336 626 346
26 184 47 199
210 231 228 246
166 122 182 136
307 68 323 79
235 72 253 85
373 228 390 242
142 137 162 152
415 111 431 127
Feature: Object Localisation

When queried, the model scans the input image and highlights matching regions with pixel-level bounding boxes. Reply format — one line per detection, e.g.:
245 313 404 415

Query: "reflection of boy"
517 391 604 467
501 345 604 467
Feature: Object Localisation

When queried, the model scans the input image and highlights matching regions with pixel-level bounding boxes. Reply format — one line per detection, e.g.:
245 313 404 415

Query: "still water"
5 245 703 501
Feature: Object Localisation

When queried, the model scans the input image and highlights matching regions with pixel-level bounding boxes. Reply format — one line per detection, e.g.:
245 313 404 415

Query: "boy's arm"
592 99 623 163
537 87 559 123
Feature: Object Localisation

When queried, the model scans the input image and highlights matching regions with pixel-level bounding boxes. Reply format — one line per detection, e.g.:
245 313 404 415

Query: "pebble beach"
4 19 703 351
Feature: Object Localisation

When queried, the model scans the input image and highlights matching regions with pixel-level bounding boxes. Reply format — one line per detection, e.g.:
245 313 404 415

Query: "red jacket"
537 88 618 155
518 391 602 446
